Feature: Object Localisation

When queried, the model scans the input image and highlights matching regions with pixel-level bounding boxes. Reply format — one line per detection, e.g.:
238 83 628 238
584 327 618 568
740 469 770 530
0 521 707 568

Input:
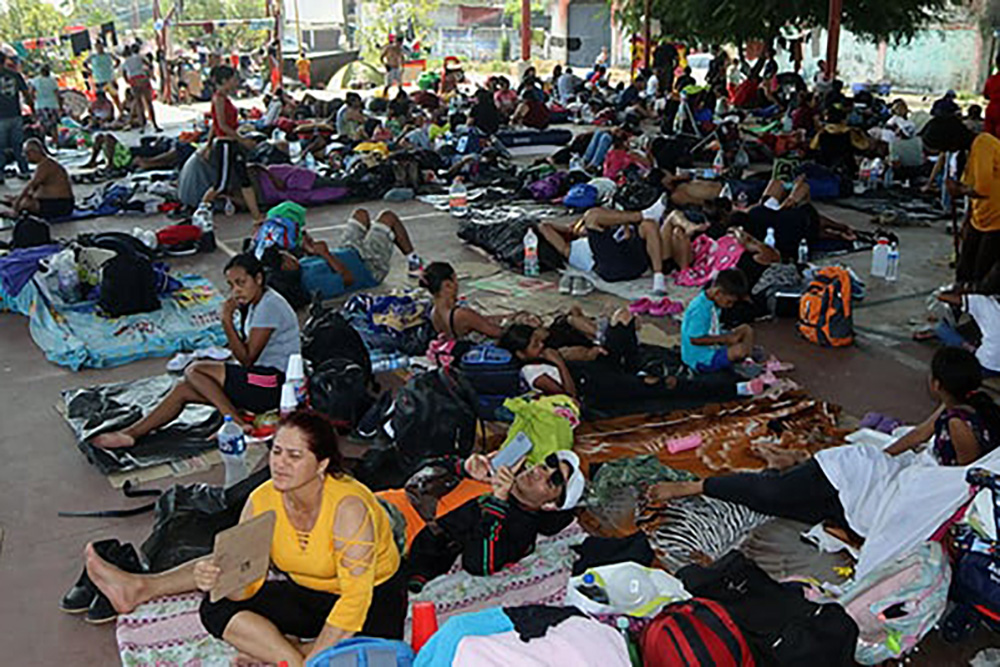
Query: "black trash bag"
308 357 373 431
457 218 564 273
141 467 270 572
63 375 222 474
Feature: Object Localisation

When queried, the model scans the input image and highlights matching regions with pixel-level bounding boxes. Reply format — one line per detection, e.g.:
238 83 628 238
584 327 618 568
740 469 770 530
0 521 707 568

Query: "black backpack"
614 168 662 212
99 253 161 317
677 551 859 666
12 213 51 248
457 344 523 420
391 368 479 471
308 357 373 431
300 301 372 380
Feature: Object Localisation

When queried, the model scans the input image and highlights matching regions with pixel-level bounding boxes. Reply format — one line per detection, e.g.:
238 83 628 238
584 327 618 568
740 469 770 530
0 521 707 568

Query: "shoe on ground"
559 273 574 294
571 276 594 297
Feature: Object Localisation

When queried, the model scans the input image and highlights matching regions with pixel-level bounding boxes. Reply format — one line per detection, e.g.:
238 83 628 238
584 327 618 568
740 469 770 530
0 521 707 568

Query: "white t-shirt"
644 74 659 98
522 364 563 391
123 54 146 79
965 295 1000 372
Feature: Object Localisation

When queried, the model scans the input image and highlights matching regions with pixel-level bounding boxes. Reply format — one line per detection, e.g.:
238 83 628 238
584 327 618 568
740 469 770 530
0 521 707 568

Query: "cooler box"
299 250 378 300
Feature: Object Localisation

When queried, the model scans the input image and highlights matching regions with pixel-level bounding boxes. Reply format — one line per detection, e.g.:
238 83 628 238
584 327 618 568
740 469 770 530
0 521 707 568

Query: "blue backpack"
563 183 598 210
458 344 522 420
306 637 414 667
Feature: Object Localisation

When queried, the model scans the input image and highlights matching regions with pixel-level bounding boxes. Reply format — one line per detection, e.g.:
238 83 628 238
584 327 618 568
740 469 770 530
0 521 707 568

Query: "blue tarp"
0 273 227 370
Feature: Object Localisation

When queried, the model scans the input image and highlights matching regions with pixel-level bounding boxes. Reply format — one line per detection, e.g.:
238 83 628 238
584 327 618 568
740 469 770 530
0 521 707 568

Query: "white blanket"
816 431 1000 578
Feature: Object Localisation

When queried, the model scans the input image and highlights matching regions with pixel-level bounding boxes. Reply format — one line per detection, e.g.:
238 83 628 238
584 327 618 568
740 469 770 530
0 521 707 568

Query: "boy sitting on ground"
681 268 753 373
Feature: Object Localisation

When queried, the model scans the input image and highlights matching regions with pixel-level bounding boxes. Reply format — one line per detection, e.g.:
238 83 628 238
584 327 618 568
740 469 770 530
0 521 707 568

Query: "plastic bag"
565 561 690 618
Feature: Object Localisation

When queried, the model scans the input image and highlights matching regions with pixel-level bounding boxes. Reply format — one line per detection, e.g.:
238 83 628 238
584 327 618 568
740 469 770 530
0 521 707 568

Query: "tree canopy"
618 0 957 47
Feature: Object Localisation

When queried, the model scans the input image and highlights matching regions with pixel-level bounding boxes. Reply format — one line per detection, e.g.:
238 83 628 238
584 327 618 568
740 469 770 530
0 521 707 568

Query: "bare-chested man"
380 35 405 98
3 138 74 219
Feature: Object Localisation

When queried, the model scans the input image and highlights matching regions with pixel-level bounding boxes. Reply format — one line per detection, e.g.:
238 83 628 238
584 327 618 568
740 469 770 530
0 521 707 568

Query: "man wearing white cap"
406 450 586 591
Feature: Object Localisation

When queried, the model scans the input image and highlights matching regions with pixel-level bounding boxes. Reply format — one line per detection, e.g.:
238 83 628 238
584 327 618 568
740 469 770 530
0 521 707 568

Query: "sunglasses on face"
544 453 566 489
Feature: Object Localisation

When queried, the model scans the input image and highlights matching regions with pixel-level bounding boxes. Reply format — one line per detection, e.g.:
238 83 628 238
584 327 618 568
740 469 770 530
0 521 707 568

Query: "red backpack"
641 598 755 667
797 266 854 347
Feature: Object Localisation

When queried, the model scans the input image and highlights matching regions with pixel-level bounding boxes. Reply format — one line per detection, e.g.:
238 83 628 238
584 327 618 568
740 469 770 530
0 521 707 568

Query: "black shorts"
37 197 75 220
213 138 251 192
589 226 649 282
223 364 283 413
199 567 407 640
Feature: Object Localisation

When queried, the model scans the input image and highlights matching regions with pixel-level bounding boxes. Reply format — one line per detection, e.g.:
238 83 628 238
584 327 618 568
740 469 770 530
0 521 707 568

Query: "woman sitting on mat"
421 261 505 345
92 254 300 448
78 411 406 666
644 347 1000 545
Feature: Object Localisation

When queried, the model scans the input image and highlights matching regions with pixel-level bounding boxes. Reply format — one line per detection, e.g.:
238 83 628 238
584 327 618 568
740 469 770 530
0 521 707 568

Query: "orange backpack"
797 266 854 347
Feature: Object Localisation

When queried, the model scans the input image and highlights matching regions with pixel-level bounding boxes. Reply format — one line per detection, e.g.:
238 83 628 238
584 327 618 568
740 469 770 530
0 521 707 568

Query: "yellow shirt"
963 133 1000 232
247 476 400 633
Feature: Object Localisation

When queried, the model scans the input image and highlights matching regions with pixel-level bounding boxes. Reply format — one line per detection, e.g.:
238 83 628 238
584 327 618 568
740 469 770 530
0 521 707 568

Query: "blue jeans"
0 116 29 176
583 131 613 169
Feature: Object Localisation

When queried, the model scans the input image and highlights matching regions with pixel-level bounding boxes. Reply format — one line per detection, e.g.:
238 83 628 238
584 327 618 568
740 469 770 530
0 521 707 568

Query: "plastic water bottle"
523 226 539 277
869 158 882 190
371 351 411 373
712 148 725 177
616 617 642 667
304 151 317 169
223 196 236 217
886 243 899 282
193 203 214 233
871 239 890 277
577 573 610 604
798 238 809 264
449 177 468 218
884 164 894 189
764 227 777 248
217 416 249 488
736 190 749 210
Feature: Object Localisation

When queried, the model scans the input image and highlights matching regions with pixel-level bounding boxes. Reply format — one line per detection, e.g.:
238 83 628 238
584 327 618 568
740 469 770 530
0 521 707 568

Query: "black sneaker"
83 541 144 624
60 538 120 614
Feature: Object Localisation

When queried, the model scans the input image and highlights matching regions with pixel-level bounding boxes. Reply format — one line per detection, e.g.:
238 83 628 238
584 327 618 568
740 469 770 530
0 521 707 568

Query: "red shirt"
985 74 1000 104
211 94 239 138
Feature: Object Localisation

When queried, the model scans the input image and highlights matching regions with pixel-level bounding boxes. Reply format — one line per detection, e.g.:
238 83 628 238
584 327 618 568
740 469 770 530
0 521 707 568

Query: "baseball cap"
553 450 586 511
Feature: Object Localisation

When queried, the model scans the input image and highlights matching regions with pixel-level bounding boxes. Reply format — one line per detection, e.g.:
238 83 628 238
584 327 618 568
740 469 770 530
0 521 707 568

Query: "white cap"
553 450 586 511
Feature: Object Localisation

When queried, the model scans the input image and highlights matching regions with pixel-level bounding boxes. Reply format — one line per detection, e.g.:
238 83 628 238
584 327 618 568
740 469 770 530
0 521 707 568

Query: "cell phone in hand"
492 432 534 473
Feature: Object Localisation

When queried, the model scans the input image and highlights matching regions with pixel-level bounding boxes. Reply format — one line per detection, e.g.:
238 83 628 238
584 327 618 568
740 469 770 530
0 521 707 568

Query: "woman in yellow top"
921 115 1000 292
77 410 404 667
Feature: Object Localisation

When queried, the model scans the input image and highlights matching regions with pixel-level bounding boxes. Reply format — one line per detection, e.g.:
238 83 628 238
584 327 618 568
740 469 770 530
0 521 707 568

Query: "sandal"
629 297 654 315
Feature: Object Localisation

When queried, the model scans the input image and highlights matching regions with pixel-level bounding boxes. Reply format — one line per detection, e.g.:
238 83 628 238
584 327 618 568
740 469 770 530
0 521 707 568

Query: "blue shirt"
681 291 722 369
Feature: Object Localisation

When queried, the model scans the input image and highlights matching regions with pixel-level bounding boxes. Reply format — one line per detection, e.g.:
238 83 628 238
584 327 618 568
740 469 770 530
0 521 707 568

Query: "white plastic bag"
565 562 690 618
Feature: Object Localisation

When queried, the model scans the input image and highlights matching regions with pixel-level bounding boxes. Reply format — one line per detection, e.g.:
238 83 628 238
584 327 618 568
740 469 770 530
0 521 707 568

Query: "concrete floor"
0 143 980 662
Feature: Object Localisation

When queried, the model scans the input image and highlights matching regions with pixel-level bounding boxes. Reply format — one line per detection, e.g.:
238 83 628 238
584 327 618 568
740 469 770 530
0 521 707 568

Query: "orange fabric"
377 478 491 551
963 133 1000 232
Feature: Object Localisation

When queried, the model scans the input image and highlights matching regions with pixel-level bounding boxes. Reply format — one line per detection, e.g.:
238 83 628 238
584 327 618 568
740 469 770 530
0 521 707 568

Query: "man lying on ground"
1 138 74 219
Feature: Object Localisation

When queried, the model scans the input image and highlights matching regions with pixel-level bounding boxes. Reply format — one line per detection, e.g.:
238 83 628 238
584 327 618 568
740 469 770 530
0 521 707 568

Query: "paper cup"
280 383 297 417
285 353 304 380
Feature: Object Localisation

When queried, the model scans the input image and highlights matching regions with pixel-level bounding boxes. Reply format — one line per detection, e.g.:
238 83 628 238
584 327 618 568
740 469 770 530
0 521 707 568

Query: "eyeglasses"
544 453 566 488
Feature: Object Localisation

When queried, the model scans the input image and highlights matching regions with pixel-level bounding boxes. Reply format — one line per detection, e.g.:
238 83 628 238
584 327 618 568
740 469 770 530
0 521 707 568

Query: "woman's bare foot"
84 542 142 614
751 443 809 469
90 431 136 449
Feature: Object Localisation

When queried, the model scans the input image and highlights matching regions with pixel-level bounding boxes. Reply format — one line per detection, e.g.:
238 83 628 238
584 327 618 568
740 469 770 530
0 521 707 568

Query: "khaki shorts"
336 218 395 283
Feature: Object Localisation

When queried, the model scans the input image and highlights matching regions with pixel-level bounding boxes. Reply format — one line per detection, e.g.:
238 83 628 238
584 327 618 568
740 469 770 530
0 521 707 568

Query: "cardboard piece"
210 510 276 602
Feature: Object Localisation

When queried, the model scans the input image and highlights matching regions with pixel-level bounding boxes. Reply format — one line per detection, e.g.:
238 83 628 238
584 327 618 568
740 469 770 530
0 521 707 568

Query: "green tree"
0 0 67 44
175 0 271 52
357 0 439 62
64 0 115 28
618 0 956 47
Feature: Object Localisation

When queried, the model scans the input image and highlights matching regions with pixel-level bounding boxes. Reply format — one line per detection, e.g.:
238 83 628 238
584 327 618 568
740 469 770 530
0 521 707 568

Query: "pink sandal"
648 297 684 317
629 297 655 315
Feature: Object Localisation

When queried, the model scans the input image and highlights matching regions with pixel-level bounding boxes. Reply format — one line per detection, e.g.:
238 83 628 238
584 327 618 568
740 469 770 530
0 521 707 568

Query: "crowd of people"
2 28 996 667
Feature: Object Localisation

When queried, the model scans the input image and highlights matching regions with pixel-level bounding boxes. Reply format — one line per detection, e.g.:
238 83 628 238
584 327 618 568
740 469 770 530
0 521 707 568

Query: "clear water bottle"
886 243 899 282
217 415 249 488
577 573 610 604
523 226 539 277
798 238 809 264
449 177 468 218
868 158 882 190
193 202 214 233
223 196 236 217
764 227 777 248
371 352 411 373
712 148 725 177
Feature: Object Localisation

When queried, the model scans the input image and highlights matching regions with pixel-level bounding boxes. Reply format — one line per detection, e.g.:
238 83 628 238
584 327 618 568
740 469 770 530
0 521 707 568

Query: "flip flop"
763 356 795 373
166 352 196 372
196 346 232 361
629 297 655 315
648 297 684 317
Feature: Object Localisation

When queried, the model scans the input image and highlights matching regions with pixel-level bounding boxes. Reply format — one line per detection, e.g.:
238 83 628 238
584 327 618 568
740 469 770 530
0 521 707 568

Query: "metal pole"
642 0 650 69
826 0 843 79
520 0 530 61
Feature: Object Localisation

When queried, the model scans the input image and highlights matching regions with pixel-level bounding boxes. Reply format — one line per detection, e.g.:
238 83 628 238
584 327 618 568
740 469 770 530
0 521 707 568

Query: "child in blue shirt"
681 269 754 373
